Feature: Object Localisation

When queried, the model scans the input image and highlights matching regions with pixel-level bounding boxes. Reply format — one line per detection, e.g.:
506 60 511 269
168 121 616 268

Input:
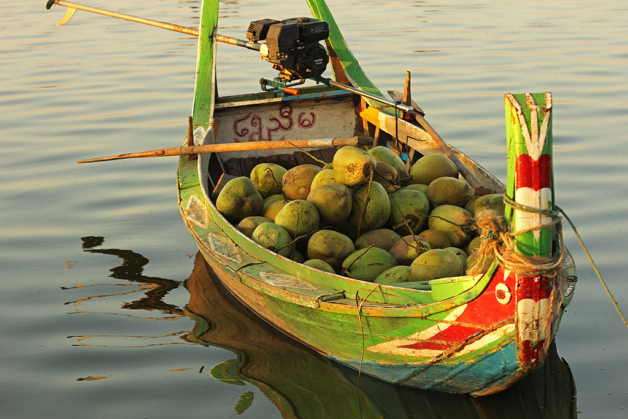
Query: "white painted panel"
213 97 356 160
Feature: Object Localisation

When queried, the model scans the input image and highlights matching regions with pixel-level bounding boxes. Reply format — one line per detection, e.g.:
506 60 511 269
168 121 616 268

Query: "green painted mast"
504 93 555 258
191 0 218 129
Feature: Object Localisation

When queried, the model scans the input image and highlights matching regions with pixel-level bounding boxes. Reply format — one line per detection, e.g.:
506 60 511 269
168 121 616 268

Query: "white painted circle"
495 283 512 305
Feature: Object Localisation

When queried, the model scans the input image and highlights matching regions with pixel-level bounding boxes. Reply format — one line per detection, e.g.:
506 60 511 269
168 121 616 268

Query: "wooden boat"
46 0 577 396
174 0 577 397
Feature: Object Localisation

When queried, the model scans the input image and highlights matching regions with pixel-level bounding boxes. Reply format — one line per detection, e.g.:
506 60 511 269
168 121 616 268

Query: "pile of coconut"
215 146 504 286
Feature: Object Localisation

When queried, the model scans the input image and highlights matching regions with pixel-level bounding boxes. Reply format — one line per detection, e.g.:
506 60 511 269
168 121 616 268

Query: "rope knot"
466 201 565 278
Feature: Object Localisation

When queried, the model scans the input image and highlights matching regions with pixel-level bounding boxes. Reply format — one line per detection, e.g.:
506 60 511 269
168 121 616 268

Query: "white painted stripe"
514 187 552 240
411 304 467 340
367 305 468 358
516 297 553 343
454 324 515 357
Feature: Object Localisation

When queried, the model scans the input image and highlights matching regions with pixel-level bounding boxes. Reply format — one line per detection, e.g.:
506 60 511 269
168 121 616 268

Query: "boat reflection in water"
185 252 578 419
76 239 577 418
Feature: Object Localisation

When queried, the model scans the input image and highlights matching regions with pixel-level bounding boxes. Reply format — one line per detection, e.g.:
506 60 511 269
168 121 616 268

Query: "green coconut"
388 235 432 265
290 250 305 263
341 247 398 282
303 259 336 274
409 249 464 282
418 229 452 249
216 177 264 222
355 229 402 252
250 163 287 198
465 251 495 275
310 168 337 191
410 154 458 185
444 247 468 267
473 194 505 217
307 230 355 272
372 161 401 194
464 236 483 255
282 164 322 201
236 216 274 238
426 177 471 208
251 222 293 257
263 194 285 212
374 265 411 285
388 189 431 235
263 199 289 221
464 195 481 215
348 181 391 231
333 146 376 187
368 146 408 177
332 222 360 243
428 205 474 248
403 184 429 194
274 200 319 239
306 183 352 226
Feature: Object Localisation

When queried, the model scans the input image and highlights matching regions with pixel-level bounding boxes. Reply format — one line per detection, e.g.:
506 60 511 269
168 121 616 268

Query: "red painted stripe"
520 339 545 364
399 341 451 351
515 154 552 191
516 275 553 302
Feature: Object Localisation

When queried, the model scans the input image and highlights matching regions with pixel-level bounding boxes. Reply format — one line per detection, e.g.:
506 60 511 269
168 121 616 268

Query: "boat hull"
176 0 575 396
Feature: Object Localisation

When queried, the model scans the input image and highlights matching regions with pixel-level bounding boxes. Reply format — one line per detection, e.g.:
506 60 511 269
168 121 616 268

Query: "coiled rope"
468 194 628 330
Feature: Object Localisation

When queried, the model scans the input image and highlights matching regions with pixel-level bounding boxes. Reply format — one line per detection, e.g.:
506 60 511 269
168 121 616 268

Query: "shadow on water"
73 239 578 418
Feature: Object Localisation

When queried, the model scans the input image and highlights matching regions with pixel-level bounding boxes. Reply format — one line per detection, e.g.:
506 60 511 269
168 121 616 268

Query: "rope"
469 195 628 331
467 202 565 277
557 206 628 330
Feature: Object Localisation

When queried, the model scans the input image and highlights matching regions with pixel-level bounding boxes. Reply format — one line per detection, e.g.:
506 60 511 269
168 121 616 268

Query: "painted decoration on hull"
368 269 518 362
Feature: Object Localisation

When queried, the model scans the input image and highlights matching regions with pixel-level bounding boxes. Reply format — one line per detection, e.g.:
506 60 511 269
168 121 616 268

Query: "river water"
2 0 627 417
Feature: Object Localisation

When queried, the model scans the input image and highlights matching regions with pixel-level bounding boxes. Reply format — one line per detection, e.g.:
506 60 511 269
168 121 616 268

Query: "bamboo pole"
77 136 373 164
46 0 261 51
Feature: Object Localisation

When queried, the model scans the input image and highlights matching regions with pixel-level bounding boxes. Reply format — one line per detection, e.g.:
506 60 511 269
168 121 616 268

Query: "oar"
78 137 373 164
45 0 261 51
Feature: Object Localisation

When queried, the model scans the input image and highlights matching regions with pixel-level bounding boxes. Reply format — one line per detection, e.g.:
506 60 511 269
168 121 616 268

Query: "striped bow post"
504 93 559 368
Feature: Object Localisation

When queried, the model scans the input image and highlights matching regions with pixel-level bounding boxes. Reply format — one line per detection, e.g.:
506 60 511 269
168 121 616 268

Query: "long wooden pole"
45 0 261 51
77 137 372 164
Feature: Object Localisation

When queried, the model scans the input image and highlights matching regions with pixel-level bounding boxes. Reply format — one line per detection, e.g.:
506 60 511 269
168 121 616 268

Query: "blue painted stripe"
327 336 521 394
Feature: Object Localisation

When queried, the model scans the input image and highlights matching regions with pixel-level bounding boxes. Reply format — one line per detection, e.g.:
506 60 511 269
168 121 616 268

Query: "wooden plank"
301 151 321 167
210 174 238 202
240 156 259 178
310 150 327 166
208 152 224 188
277 153 298 170
294 152 307 166
265 154 281 167
225 158 242 176
318 148 337 164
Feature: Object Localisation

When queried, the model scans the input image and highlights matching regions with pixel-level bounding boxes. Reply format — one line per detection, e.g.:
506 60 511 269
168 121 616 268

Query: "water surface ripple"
1 1 627 418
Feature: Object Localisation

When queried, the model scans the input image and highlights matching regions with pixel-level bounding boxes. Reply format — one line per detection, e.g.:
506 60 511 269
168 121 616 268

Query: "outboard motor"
247 17 330 81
